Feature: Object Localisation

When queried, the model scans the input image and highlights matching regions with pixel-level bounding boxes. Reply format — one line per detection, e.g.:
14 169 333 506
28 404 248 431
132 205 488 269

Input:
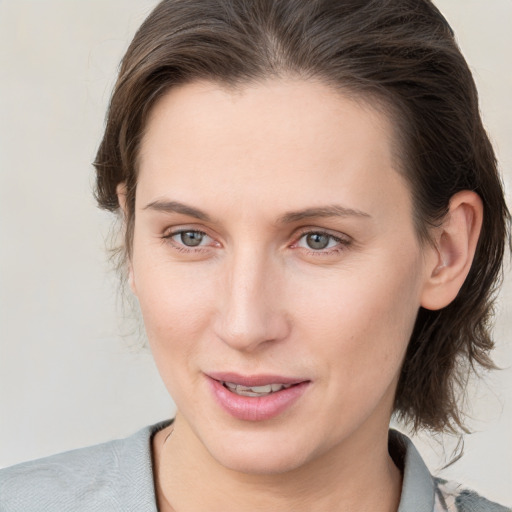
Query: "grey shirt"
0 420 509 512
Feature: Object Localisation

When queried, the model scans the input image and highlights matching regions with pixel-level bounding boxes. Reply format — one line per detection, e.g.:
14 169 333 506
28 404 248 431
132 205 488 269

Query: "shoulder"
0 420 171 512
389 430 511 512
0 438 122 512
434 479 511 512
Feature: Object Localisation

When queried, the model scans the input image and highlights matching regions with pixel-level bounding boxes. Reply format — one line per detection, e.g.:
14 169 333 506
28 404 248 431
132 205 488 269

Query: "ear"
420 190 483 311
116 182 137 296
116 182 128 216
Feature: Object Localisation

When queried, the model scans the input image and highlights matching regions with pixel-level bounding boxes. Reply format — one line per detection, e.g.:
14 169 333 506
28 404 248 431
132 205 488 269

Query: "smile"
207 373 310 421
222 382 294 397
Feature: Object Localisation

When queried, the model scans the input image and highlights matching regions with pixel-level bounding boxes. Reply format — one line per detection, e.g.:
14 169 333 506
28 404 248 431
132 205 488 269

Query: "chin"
204 430 314 475
215 449 307 475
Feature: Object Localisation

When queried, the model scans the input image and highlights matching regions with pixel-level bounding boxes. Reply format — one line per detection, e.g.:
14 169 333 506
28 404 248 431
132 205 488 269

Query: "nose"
213 246 290 352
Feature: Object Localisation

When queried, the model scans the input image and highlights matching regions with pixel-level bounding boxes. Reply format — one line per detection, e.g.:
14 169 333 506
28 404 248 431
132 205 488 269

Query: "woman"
0 0 510 511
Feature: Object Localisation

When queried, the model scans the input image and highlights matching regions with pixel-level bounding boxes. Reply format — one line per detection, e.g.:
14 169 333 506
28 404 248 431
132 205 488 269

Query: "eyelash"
161 228 351 256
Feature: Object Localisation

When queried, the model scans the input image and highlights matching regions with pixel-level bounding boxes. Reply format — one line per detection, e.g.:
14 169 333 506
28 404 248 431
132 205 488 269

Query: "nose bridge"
215 242 287 351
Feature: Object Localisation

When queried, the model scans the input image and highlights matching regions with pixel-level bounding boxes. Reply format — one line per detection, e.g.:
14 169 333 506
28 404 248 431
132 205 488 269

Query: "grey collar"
389 429 435 512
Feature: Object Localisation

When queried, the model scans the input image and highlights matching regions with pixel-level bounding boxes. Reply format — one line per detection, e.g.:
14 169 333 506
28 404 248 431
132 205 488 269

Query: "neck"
152 416 402 512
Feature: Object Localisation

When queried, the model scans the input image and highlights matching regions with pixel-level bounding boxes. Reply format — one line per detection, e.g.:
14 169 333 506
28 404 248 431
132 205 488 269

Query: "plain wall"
0 0 511 504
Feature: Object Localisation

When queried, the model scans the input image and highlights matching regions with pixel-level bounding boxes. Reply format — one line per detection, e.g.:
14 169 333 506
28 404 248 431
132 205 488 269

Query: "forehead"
137 79 411 222
140 79 396 164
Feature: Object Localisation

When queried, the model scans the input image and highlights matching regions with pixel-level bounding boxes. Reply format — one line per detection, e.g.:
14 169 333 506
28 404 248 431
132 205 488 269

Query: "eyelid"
293 226 351 242
162 223 213 238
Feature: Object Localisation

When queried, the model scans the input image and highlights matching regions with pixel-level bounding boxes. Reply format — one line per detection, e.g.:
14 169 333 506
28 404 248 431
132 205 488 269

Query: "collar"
389 429 435 512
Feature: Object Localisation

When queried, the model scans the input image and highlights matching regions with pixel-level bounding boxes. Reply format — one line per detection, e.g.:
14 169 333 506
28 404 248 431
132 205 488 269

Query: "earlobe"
116 182 128 218
420 190 483 311
127 265 137 296
116 182 137 296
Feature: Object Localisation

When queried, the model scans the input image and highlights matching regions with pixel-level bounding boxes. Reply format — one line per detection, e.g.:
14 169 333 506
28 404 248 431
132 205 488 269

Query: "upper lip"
207 372 308 387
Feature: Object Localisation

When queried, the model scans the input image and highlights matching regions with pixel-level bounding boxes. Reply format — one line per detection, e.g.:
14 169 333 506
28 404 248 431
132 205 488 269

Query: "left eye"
171 230 211 247
297 232 341 250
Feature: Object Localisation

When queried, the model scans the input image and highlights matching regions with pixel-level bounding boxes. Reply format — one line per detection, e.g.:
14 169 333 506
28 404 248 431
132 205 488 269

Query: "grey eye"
305 233 331 250
179 231 204 246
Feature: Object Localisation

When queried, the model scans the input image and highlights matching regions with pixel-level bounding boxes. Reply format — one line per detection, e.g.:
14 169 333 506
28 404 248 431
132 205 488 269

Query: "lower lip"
207 377 309 421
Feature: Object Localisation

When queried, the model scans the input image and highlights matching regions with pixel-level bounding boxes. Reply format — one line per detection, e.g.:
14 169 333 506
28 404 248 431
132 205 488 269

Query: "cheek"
137 278 207 338
291 254 423 384
138 290 209 411
287 263 423 441
130 249 218 391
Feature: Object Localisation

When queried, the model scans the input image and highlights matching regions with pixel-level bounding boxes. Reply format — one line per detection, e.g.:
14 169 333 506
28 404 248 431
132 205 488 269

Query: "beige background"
0 0 511 504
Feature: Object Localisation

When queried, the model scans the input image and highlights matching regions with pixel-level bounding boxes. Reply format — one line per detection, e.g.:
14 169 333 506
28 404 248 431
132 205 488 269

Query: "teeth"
249 385 272 393
223 381 293 397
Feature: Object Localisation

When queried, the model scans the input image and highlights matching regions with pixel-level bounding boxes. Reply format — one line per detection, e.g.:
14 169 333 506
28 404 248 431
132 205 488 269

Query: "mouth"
206 372 310 421
221 381 296 397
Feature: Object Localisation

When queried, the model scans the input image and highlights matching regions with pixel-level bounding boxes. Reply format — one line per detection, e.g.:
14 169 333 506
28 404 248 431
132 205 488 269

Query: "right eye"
171 230 209 247
163 229 216 252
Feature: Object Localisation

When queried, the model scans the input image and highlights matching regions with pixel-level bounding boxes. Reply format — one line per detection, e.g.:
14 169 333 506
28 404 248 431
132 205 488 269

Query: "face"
129 79 434 474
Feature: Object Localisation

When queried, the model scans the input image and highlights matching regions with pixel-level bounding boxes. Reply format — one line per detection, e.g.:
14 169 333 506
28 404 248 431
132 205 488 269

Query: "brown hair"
94 0 509 434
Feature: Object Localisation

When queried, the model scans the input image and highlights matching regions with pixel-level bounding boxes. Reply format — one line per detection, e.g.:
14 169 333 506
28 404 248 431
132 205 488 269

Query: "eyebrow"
143 200 371 224
278 205 371 224
143 200 213 222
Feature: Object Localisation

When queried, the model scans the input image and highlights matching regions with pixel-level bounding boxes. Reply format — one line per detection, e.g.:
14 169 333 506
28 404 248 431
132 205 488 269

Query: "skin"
119 79 482 511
